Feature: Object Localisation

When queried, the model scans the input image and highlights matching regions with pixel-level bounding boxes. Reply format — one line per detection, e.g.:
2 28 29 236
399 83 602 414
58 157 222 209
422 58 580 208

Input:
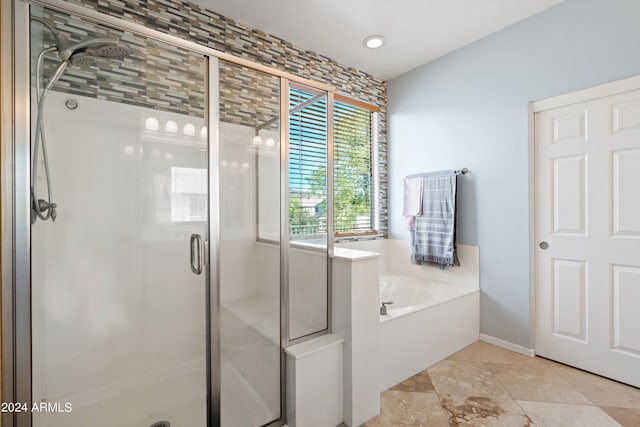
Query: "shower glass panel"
288 82 329 340
30 7 208 426
218 60 282 426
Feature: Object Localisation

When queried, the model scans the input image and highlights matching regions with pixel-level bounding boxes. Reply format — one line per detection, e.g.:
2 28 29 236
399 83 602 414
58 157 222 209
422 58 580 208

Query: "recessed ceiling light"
364 35 385 49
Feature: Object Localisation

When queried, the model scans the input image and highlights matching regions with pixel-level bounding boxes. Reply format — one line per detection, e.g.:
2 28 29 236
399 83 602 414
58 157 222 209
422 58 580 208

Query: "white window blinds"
289 86 328 236
333 100 374 235
288 86 376 237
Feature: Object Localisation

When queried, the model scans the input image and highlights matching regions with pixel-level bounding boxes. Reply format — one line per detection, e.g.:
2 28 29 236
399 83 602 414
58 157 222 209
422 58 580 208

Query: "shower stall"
3 1 335 426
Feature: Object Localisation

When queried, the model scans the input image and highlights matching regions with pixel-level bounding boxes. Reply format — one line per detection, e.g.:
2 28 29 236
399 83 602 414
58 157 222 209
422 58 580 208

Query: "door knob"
539 241 549 250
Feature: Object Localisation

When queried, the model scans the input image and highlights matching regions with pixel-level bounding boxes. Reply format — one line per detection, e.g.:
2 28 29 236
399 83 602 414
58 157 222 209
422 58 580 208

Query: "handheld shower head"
69 51 97 68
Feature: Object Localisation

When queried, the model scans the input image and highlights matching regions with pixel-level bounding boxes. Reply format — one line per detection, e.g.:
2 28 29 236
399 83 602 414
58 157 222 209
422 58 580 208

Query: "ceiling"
191 0 562 80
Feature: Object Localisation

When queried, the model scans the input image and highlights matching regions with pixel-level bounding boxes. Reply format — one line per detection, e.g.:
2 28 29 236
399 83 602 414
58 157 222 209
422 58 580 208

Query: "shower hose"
31 46 66 223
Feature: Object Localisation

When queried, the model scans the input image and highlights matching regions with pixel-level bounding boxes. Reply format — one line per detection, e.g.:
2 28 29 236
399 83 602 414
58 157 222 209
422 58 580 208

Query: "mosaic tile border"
40 0 389 237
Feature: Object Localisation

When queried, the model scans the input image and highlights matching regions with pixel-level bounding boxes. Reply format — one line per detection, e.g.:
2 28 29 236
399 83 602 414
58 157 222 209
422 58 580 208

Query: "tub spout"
380 301 394 315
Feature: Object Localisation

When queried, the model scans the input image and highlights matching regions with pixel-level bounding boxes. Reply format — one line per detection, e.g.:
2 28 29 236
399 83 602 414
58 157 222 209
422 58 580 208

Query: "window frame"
256 85 381 242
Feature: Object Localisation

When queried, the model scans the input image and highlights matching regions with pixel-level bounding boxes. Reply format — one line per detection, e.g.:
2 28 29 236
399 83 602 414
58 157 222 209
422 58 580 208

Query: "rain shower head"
43 37 132 89
95 43 131 60
65 39 131 69
59 37 131 62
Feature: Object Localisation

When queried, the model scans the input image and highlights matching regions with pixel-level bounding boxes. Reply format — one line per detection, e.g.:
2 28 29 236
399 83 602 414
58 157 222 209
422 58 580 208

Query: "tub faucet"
380 301 394 315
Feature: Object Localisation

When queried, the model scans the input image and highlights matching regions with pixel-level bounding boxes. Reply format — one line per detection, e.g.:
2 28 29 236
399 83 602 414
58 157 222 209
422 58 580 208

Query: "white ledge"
331 247 380 261
285 334 344 360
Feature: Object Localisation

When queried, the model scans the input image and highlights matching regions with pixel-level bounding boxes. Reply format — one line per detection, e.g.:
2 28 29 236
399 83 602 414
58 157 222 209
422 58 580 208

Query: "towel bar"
406 168 468 179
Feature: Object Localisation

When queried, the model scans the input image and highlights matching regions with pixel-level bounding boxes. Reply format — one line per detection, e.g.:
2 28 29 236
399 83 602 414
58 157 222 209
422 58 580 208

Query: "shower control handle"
190 234 203 275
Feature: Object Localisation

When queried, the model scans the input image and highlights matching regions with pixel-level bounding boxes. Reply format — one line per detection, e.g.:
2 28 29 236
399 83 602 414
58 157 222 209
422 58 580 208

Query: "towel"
403 177 423 230
412 170 460 269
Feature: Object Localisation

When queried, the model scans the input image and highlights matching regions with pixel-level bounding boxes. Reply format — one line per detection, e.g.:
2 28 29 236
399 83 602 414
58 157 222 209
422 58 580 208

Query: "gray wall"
387 0 640 348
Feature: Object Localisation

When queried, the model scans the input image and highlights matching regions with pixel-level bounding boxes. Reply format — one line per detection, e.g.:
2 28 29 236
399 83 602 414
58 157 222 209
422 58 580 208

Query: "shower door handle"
190 233 203 275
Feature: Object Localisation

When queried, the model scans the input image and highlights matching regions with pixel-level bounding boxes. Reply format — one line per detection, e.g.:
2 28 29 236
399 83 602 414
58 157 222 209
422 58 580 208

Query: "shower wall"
218 122 259 302
217 121 324 325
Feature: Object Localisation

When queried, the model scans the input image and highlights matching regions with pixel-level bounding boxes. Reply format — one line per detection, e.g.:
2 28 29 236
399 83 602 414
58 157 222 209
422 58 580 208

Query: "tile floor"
362 340 640 426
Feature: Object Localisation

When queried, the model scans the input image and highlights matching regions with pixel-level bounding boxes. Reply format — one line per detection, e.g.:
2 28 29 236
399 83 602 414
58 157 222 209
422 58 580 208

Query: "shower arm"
30 16 61 38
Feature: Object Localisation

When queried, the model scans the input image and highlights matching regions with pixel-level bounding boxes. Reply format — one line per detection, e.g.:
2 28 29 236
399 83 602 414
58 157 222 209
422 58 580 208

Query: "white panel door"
536 88 640 388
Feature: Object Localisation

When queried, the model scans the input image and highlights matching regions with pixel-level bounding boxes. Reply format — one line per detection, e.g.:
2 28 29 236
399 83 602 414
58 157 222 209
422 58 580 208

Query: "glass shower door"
218 60 282 426
29 7 209 427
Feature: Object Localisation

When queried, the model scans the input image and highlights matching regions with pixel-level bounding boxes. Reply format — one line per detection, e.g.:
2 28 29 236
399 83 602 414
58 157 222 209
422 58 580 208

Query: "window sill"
334 230 378 238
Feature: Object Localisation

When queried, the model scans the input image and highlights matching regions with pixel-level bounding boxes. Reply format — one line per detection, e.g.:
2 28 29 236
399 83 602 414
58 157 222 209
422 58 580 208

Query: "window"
288 85 378 238
333 97 377 235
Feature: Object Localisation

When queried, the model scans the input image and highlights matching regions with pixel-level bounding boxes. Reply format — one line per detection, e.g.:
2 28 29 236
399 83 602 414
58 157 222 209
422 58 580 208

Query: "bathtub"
378 274 479 392
379 275 477 321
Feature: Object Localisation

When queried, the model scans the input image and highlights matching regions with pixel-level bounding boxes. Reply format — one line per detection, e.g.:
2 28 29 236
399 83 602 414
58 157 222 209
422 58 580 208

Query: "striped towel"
412 170 460 269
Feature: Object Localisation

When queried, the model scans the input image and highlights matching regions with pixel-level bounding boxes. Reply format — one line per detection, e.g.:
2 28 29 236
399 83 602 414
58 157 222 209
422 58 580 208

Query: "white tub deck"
337 239 480 393
378 279 479 391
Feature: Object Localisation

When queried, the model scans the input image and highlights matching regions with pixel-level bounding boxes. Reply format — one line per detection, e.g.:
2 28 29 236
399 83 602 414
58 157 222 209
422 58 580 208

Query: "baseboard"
479 334 535 357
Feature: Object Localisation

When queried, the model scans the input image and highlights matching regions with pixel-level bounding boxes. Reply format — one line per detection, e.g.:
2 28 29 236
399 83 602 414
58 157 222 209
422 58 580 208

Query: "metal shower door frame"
4 3 34 426
5 2 226 426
